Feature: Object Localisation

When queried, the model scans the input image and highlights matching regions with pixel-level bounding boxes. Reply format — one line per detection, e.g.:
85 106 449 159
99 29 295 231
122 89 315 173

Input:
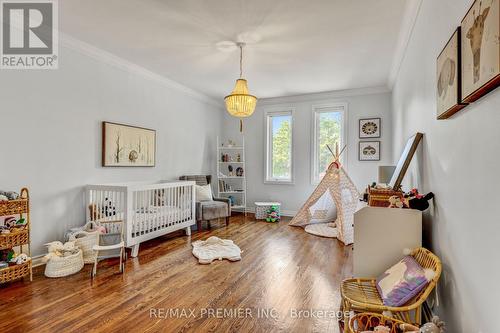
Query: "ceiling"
60 0 410 99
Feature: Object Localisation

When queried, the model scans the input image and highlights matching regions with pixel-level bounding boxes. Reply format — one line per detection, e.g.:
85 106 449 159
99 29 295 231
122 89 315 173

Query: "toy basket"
368 188 403 207
0 229 29 249
44 249 84 278
0 260 32 283
349 312 412 333
0 198 28 216
254 202 281 220
69 229 99 264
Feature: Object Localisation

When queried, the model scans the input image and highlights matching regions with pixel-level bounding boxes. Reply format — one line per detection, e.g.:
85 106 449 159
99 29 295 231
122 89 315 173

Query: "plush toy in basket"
265 205 280 223
43 241 84 278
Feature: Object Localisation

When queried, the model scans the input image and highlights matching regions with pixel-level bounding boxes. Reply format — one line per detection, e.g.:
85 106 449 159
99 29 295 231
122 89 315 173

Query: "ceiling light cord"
239 43 243 78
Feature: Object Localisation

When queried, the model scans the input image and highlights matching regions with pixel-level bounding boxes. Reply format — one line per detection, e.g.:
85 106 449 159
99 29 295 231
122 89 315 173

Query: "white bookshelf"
217 137 247 214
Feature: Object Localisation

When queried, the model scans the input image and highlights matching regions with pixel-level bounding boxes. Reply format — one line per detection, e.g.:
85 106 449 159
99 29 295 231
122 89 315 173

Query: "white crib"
85 181 196 257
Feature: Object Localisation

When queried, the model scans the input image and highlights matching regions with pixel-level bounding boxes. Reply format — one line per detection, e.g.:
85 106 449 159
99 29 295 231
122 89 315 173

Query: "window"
265 110 294 183
312 104 346 184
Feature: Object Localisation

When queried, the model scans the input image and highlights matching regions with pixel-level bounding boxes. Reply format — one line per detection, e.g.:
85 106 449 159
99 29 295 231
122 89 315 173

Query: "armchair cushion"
196 184 213 201
197 200 229 221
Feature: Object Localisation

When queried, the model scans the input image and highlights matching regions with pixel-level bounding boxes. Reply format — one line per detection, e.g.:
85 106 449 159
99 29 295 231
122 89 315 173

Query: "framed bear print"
461 0 500 103
437 28 468 119
359 141 380 161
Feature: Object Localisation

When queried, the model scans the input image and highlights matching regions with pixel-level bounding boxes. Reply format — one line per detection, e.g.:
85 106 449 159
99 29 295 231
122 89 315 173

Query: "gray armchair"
179 175 231 232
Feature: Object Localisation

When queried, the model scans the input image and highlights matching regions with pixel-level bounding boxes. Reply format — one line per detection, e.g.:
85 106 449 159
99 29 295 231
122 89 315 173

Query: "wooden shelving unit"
217 137 247 215
0 188 32 284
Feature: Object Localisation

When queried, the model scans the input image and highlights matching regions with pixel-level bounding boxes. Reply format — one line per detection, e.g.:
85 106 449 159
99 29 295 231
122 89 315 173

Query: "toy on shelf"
0 188 32 283
265 205 281 223
236 167 244 177
0 191 20 200
386 189 435 211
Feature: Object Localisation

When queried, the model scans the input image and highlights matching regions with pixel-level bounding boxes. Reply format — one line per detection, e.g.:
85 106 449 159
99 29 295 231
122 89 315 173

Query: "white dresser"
353 205 422 277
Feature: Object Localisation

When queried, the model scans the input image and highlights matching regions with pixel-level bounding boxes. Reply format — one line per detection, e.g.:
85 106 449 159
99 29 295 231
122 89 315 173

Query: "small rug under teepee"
304 223 338 238
192 236 242 264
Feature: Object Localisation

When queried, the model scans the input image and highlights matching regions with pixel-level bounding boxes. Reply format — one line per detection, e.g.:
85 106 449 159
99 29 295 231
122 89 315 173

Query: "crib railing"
86 181 196 255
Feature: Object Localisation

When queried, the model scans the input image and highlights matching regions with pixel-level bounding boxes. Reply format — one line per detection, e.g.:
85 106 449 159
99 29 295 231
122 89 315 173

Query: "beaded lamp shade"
224 43 257 132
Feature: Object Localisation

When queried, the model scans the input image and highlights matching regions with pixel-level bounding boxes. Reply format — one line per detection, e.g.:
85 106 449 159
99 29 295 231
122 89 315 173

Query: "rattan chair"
341 247 441 331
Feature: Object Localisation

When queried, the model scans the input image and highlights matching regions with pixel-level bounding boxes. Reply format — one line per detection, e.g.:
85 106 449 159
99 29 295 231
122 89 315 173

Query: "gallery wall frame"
359 118 381 138
102 122 156 167
358 141 381 161
461 0 500 104
437 27 468 119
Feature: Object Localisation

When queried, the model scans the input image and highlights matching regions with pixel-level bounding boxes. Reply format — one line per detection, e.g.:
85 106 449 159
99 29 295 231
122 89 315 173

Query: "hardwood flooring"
0 215 352 333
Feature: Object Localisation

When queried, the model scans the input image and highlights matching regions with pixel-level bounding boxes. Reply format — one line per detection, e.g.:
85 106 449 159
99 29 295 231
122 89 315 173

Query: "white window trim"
310 102 348 185
264 108 295 185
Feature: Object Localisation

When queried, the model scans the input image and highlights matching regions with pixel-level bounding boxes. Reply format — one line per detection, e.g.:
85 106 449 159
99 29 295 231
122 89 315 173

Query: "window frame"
310 103 348 185
264 108 295 185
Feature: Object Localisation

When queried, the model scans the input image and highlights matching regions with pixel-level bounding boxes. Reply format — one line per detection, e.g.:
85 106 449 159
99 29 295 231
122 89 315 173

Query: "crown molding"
387 0 423 89
59 33 224 109
257 86 390 105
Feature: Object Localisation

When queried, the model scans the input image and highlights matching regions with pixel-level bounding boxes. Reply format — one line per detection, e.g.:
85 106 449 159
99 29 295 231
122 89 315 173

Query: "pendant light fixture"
224 42 257 132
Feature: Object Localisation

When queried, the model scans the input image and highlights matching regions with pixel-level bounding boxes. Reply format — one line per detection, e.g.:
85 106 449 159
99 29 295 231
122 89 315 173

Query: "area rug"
304 222 338 238
192 236 242 264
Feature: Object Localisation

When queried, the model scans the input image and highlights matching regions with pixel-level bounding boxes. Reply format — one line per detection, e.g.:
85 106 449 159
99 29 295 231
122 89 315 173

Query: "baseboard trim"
32 254 46 268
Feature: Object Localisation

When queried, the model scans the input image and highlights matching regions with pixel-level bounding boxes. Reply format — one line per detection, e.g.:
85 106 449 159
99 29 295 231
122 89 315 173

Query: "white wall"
391 1 500 332
0 40 223 256
223 88 392 214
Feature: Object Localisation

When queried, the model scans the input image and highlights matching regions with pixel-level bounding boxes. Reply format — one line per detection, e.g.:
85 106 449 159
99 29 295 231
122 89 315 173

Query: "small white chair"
91 220 126 279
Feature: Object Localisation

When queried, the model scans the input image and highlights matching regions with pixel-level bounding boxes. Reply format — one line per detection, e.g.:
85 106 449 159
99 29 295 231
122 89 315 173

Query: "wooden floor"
0 215 352 333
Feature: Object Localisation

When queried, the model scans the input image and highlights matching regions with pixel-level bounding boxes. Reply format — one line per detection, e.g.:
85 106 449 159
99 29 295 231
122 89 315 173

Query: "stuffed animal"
5 191 19 200
361 325 390 333
405 191 434 211
14 253 30 265
3 216 17 228
43 241 79 262
399 316 445 333
89 204 102 220
266 205 280 223
388 195 406 208
0 195 8 202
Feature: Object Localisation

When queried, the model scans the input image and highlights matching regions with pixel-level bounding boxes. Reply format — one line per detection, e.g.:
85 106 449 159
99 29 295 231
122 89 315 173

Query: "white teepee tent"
289 162 360 245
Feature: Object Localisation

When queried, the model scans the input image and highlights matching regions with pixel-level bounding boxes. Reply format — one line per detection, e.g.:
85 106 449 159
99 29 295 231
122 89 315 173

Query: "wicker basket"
44 250 84 278
0 229 29 250
368 188 403 207
0 260 32 283
255 202 281 220
349 313 412 333
0 198 28 216
69 230 99 264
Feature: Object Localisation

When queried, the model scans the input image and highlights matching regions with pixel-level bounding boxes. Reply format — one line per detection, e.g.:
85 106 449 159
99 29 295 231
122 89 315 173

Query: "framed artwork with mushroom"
437 28 468 119
359 141 380 161
102 122 156 167
359 118 381 138
461 0 500 103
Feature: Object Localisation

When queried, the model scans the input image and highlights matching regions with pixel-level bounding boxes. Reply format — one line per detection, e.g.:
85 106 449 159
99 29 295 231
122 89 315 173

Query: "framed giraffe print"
437 28 468 119
461 0 500 103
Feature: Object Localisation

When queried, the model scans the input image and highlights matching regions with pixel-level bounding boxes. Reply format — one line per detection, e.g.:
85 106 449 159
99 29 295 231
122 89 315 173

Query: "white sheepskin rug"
192 236 242 264
304 222 338 238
